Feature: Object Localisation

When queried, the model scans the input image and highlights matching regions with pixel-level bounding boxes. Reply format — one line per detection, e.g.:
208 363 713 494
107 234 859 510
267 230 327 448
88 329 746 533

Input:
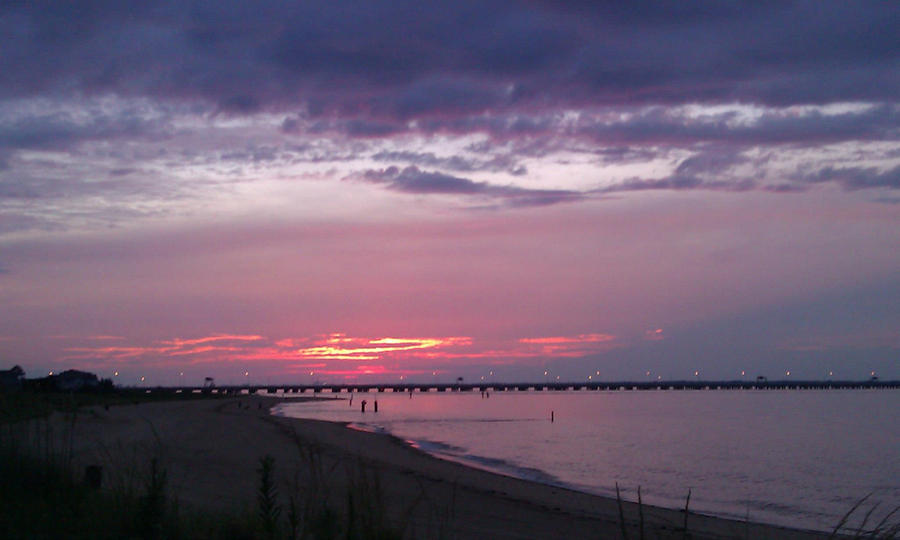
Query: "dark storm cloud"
2 1 897 115
0 0 897 230
360 166 583 207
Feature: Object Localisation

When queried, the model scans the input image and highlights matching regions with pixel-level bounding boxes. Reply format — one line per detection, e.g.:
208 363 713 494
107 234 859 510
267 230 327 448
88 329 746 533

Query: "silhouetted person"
361 399 367 412
374 400 378 413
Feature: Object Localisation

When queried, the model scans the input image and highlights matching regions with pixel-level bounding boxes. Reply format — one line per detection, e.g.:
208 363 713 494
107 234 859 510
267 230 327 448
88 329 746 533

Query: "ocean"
273 389 900 532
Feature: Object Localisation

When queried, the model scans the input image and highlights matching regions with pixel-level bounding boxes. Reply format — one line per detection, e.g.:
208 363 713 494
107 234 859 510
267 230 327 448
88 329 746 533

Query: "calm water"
274 389 900 531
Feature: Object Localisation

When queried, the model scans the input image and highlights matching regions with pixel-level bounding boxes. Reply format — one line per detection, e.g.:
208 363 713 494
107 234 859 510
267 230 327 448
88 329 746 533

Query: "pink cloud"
57 330 620 379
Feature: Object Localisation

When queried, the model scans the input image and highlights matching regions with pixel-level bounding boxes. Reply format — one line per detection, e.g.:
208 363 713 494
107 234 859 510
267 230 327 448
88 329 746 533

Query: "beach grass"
0 392 407 539
4 389 899 539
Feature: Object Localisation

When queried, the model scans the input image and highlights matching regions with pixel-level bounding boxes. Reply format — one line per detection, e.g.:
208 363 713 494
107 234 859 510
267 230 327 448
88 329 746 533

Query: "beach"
26 395 831 539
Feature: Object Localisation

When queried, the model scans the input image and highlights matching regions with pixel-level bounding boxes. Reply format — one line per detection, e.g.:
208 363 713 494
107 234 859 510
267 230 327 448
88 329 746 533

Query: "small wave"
407 438 466 454
406 436 570 490
395 418 540 425
347 422 390 435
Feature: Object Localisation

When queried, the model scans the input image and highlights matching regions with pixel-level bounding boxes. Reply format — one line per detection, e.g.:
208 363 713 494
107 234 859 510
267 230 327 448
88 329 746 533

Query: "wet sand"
31 395 830 539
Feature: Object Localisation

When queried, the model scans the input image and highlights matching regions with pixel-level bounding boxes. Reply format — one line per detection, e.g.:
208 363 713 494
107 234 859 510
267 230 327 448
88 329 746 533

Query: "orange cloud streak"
60 331 620 374
295 334 471 360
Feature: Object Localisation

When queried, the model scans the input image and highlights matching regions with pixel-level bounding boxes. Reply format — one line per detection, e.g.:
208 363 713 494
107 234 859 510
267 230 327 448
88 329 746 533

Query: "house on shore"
0 365 25 390
54 369 100 391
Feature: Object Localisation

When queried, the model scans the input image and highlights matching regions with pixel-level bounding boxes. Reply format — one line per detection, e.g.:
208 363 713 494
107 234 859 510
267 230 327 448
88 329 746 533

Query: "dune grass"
5 389 898 539
0 391 406 539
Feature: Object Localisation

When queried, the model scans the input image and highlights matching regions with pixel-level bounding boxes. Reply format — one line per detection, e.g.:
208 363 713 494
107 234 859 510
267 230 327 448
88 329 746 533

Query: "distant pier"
142 379 899 395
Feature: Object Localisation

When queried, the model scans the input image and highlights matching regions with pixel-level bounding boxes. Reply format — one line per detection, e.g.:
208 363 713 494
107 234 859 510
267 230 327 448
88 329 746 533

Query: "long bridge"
147 379 899 395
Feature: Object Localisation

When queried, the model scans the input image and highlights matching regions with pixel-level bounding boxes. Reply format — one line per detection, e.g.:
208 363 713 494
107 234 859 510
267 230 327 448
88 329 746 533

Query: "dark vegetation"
612 483 900 540
0 389 407 539
0 385 233 424
3 388 898 539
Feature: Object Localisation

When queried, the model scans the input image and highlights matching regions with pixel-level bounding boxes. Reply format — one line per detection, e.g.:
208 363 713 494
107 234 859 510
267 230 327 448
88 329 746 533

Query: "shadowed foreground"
6 396 838 539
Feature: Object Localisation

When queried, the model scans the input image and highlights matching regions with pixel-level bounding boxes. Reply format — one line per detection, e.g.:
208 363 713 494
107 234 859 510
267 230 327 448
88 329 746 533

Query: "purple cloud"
2 1 897 114
807 165 900 190
360 166 584 207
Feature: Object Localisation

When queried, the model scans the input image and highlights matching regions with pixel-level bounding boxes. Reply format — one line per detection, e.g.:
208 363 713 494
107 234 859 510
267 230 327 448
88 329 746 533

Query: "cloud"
601 176 756 194
2 2 896 114
806 165 900 190
58 331 625 380
0 2 896 236
519 334 619 355
371 150 524 175
360 166 585 207
573 105 900 148
295 334 472 361
600 150 900 195
0 106 170 154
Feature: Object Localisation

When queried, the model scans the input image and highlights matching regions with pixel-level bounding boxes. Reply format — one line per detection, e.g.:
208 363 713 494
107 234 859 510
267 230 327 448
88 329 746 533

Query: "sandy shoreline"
23 395 831 539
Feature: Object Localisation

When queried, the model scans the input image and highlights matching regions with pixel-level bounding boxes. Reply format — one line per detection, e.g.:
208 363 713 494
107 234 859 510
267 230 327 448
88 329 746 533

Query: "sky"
1 1 898 386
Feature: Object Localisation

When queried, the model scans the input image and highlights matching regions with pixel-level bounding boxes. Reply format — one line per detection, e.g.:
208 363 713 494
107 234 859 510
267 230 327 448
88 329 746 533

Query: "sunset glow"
0 2 897 385
50 332 638 382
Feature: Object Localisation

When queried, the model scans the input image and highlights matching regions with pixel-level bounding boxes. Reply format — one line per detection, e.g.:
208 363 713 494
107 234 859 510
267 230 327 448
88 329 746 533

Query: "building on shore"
0 365 25 391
